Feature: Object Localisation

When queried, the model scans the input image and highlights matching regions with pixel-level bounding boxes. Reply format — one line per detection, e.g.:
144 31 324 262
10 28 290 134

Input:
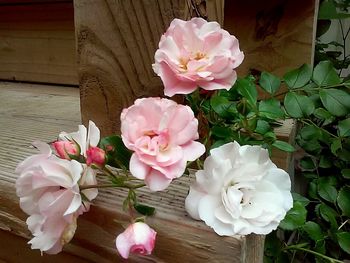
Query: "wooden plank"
0 2 77 85
224 0 318 76
0 82 294 262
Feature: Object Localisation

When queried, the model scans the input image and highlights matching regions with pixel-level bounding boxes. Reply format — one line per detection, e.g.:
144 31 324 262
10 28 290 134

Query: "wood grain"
0 1 77 85
224 0 318 77
75 0 225 136
0 82 294 262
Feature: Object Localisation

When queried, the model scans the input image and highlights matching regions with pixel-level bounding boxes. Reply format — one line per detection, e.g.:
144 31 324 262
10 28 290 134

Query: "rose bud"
116 222 157 259
86 146 106 167
52 141 80 160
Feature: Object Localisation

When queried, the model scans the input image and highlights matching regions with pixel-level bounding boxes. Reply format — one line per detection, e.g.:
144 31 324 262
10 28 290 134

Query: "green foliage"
99 135 132 169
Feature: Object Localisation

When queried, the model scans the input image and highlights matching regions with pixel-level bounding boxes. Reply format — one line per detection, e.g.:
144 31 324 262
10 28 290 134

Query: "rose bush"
153 17 244 97
185 142 293 235
121 97 205 191
116 222 157 259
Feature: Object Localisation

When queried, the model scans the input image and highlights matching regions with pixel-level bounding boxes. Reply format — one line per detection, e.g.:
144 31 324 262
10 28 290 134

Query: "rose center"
143 129 170 151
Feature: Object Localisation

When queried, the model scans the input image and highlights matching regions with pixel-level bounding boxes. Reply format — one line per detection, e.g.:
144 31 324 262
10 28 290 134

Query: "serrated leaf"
318 203 338 230
283 64 312 89
292 193 310 206
210 95 237 118
279 202 307 231
318 177 338 203
303 221 324 242
319 89 350 117
284 92 315 118
259 72 281 95
337 232 350 254
134 203 156 216
258 98 285 119
319 155 332 168
331 138 342 155
235 77 258 107
313 61 341 86
338 118 350 137
337 186 350 217
300 156 316 171
272 140 295 152
314 108 336 126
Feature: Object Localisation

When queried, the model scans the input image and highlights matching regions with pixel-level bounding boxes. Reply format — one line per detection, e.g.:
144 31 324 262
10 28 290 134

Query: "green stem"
80 183 145 191
286 246 343 263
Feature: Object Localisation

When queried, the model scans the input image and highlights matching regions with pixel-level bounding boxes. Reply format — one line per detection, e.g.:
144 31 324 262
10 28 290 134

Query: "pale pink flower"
86 146 106 167
15 142 97 254
121 97 205 191
116 222 156 259
153 17 244 97
185 142 293 236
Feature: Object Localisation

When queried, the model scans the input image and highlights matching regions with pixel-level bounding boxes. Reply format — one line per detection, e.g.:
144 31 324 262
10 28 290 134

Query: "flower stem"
286 245 343 263
80 183 145 191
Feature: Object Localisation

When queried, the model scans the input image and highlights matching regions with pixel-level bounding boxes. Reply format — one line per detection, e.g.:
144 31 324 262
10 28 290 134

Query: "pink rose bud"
116 222 157 259
86 146 106 167
52 141 79 160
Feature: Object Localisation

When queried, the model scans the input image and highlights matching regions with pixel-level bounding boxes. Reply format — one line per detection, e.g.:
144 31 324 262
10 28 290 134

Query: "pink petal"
130 154 150 180
145 169 172 191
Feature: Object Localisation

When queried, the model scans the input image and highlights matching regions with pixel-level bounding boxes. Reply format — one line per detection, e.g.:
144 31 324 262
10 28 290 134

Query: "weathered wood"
0 1 77 85
0 82 294 262
224 0 318 76
75 0 225 136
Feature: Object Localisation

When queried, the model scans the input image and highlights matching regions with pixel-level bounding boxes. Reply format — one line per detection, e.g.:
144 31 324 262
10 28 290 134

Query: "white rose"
185 141 293 236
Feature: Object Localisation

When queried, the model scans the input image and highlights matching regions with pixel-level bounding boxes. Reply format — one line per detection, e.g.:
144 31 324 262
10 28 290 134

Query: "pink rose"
121 97 205 191
116 222 156 259
153 17 244 97
15 142 98 254
52 141 80 160
86 146 106 167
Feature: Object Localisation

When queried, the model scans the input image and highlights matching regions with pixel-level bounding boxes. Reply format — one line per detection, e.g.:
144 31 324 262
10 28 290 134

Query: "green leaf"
99 135 132 169
259 72 281 95
319 89 350 117
318 203 338 229
314 108 336 126
341 169 350 179
313 61 341 86
292 193 310 206
337 186 350 217
300 156 316 171
303 221 324 242
272 140 295 152
211 126 233 139
308 180 318 199
210 95 238 119
279 201 307 231
134 203 156 216
337 232 350 254
318 0 350 19
331 138 342 155
284 92 315 118
283 64 312 89
319 155 332 168
318 177 338 203
235 77 258 107
258 98 285 120
255 120 271 134
338 118 350 137
300 125 322 141
316 20 331 37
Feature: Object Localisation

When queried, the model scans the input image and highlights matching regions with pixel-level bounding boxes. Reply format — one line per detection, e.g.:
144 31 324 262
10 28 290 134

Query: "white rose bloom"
185 141 293 236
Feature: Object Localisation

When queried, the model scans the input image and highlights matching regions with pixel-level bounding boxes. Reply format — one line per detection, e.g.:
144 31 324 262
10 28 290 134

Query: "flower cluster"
15 17 292 260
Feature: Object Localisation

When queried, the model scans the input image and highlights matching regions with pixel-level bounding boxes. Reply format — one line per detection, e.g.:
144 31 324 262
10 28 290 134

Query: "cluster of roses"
16 18 292 259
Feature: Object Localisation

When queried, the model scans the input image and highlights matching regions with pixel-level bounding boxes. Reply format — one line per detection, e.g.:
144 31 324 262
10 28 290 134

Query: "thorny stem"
286 245 343 263
299 119 337 138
